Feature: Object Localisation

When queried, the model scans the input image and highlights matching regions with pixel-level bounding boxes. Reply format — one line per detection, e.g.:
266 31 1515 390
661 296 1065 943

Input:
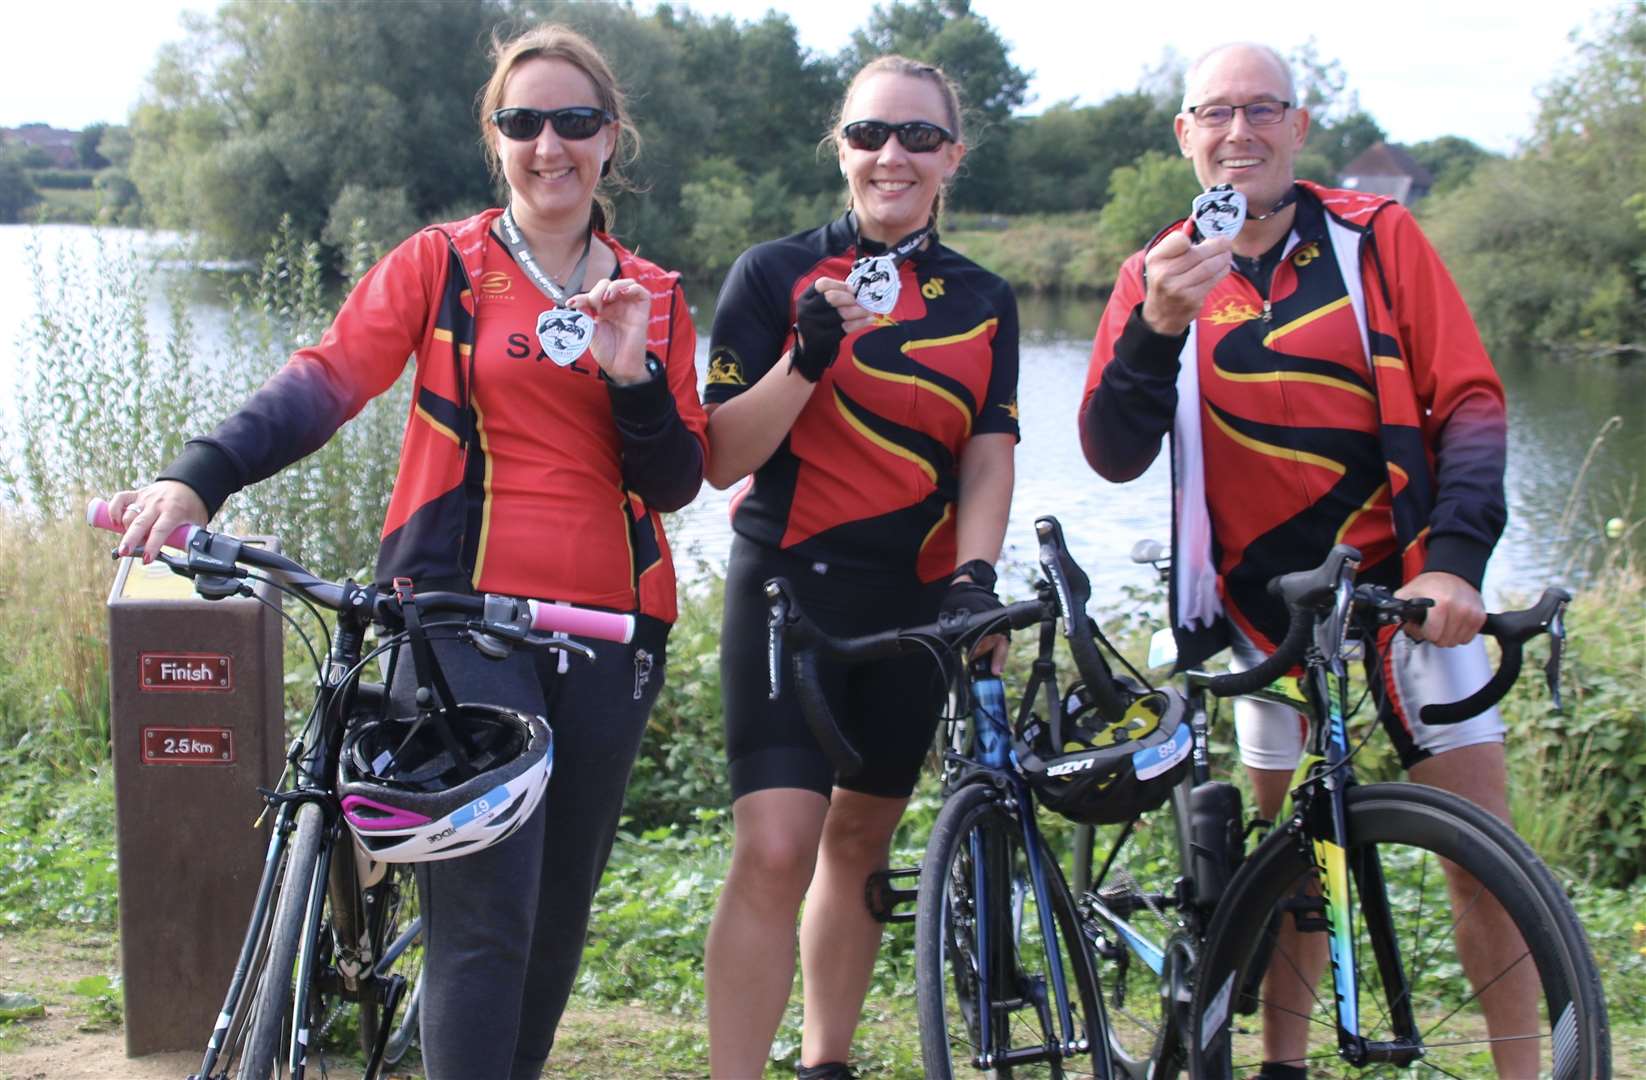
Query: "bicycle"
89 499 632 1080
767 515 1180 1078
1073 540 1611 1078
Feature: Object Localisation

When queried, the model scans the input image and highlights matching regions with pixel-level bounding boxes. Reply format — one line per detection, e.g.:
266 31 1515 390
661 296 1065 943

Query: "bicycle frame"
197 598 388 1080
949 666 1089 1068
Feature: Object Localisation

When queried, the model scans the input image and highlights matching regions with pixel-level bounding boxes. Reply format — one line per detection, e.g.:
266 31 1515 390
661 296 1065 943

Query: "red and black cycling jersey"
705 212 1020 583
160 209 707 621
1197 196 1400 648
1080 183 1507 665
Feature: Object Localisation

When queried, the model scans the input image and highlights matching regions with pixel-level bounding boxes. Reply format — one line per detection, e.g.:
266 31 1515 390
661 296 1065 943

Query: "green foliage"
1502 559 1646 886
1005 94 1178 215
0 762 117 930
1406 135 1496 196
625 568 730 828
679 159 756 281
28 169 95 190
1422 4 1646 354
2 231 206 518
75 124 111 171
1097 150 1200 265
0 147 40 223
130 0 499 260
842 0 1029 211
945 212 1109 294
68 973 123 1031
321 183 421 264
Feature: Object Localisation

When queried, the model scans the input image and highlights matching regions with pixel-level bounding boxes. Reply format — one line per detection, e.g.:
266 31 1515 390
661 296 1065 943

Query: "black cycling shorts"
721 535 948 801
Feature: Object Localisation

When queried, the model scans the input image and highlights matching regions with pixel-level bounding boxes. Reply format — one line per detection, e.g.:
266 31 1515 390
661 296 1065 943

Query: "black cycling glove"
938 577 1006 636
789 286 845 383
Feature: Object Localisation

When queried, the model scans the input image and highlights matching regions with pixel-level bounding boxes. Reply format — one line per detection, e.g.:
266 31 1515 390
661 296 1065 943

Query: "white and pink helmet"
337 705 553 863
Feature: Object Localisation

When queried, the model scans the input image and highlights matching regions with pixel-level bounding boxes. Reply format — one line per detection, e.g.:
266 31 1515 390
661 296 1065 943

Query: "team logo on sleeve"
706 348 747 386
847 254 900 314
536 308 595 367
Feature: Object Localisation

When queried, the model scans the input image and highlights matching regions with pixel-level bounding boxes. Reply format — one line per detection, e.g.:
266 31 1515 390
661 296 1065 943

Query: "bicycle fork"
969 786 1101 1075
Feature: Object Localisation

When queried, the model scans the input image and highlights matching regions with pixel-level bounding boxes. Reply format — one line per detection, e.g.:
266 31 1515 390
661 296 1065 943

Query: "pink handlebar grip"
86 498 196 551
527 601 635 644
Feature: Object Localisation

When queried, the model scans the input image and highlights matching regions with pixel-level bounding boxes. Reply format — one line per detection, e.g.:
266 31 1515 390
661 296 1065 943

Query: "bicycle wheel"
376 866 424 1068
1078 783 1206 1080
1191 782 1610 1079
236 799 326 1079
916 782 1106 1078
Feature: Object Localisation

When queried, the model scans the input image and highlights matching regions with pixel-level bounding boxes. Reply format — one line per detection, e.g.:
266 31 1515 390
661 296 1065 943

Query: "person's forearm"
703 357 819 488
954 434 1015 568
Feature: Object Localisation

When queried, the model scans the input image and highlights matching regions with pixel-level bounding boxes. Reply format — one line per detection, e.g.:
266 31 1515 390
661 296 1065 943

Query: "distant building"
1 124 79 169
1338 142 1434 205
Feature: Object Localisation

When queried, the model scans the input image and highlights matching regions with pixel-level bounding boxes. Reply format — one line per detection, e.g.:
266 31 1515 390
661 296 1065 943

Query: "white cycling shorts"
1228 623 1506 772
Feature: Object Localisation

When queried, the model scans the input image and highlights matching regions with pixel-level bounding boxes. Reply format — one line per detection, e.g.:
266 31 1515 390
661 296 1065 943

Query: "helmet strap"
395 581 480 782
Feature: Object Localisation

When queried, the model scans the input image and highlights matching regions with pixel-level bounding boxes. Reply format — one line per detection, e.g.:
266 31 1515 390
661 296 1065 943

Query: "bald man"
1080 42 1535 1079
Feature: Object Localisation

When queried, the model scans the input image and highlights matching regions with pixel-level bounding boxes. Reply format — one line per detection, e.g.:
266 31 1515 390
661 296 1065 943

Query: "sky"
1 1 1624 154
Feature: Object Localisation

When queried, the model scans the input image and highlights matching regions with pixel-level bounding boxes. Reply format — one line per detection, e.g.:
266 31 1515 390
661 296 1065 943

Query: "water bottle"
971 663 1010 769
1189 781 1244 909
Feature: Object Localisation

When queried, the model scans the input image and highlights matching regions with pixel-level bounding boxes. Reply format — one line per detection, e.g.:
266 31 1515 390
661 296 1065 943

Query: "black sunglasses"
491 106 614 142
842 119 954 154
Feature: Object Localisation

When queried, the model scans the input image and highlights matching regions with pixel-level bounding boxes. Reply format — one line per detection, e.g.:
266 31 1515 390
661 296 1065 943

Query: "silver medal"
535 308 595 367
1191 184 1247 242
846 254 900 315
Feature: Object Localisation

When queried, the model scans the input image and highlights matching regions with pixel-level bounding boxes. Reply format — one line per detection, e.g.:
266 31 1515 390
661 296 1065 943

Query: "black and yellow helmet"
1013 682 1191 825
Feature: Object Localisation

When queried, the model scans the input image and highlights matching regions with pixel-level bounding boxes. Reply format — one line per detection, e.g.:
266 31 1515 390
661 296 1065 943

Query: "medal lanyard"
846 215 933 314
852 215 933 271
499 206 593 307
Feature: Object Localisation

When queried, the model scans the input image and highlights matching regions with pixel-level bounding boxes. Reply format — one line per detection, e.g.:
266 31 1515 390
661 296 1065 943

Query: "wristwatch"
951 559 997 591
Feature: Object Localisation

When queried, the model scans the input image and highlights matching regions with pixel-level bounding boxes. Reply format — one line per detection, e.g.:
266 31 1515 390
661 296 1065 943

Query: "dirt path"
0 929 701 1079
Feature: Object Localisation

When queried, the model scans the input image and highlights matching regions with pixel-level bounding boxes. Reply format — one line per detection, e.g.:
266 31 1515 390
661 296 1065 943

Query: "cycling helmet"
337 704 553 863
1013 682 1190 825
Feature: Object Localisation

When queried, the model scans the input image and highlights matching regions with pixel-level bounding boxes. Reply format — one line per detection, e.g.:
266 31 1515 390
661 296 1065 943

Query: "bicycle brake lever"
1544 606 1566 711
765 580 793 701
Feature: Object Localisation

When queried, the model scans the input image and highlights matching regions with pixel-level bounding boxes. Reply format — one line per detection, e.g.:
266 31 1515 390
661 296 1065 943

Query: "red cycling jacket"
161 208 707 624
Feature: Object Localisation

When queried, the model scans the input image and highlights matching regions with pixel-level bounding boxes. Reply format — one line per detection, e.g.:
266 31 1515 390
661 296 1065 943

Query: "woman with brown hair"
110 24 705 1078
701 55 1020 1079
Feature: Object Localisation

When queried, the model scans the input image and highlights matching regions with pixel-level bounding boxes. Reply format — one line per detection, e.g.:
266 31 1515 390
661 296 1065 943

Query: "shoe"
795 1063 858 1080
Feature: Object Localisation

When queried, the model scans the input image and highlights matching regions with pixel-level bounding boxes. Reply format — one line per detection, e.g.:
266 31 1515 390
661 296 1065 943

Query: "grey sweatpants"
388 616 667 1079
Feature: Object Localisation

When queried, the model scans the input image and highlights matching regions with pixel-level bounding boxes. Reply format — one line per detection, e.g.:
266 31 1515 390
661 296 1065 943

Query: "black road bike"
90 501 629 1080
1076 541 1611 1079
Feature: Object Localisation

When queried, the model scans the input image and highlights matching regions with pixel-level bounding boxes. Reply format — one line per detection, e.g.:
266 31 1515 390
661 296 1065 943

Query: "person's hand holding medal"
1139 184 1244 336
568 277 655 385
788 278 874 383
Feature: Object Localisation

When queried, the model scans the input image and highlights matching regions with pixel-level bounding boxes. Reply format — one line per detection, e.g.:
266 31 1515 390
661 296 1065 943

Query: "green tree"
679 157 755 279
1423 4 1645 352
1006 93 1178 214
76 124 111 170
0 146 40 223
841 0 1030 212
1406 135 1496 196
130 0 501 258
1095 149 1199 266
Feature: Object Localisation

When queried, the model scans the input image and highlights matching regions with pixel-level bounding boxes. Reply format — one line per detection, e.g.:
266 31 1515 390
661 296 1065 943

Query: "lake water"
5 224 1641 609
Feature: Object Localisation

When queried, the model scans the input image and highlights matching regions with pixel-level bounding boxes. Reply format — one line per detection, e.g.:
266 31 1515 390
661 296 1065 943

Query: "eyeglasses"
1186 100 1292 128
841 119 955 154
491 106 614 142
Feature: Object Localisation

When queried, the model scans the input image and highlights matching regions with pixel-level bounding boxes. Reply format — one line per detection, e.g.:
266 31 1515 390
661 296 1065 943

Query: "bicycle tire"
376 866 424 1068
241 800 326 1079
1079 786 1199 1080
916 782 1106 1079
1190 782 1610 1079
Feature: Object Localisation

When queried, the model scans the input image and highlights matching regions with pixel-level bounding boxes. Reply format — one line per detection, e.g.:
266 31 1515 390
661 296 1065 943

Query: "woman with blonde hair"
701 55 1019 1079
111 23 705 1077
